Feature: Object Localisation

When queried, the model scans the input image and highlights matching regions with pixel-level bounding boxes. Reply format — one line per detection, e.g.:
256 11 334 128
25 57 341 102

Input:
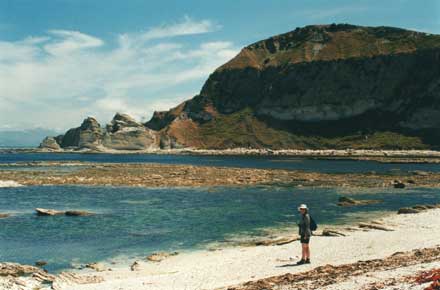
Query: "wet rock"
0 213 10 218
255 236 299 246
393 180 406 188
358 222 393 231
147 252 179 262
35 208 65 216
65 210 94 216
412 205 430 210
398 204 440 214
412 170 430 176
0 262 41 276
35 261 47 267
35 208 95 216
321 229 346 237
337 196 381 207
85 262 107 272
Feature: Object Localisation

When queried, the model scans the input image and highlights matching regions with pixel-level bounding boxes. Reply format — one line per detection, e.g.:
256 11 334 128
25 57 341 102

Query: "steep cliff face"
145 24 440 149
42 24 440 150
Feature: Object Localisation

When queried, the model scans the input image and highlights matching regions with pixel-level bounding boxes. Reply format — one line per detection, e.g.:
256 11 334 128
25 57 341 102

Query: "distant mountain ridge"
0 128 60 148
41 24 440 151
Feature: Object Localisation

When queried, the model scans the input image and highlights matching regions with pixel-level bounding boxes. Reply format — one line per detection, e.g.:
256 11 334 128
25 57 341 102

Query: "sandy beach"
16 207 432 290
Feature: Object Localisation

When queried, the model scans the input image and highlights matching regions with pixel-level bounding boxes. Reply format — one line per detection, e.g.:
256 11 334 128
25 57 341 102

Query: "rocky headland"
39 24 440 151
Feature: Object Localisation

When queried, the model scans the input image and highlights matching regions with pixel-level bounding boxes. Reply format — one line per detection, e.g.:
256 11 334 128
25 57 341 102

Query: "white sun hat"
298 204 308 210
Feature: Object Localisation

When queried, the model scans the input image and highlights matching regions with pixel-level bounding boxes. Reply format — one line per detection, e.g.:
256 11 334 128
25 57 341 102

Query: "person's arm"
304 215 312 237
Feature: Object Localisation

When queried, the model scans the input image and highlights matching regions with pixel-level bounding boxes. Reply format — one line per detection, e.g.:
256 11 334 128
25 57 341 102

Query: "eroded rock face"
103 113 158 150
53 117 103 149
39 137 61 150
41 113 160 151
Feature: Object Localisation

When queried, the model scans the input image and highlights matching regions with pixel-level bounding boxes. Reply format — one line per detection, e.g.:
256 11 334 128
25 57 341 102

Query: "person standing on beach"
297 204 311 265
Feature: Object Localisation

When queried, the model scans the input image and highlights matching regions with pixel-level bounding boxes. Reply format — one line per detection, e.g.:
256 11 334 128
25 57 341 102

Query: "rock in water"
337 196 381 207
85 263 107 272
393 180 406 188
35 208 65 216
0 213 10 218
397 204 440 214
35 208 95 216
398 207 421 214
35 261 48 267
65 210 94 216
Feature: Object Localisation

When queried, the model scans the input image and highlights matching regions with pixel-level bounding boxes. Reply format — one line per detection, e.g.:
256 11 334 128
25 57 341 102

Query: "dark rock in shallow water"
338 196 357 204
393 180 406 188
85 262 107 272
337 196 381 207
0 213 10 218
35 208 64 216
65 210 94 216
35 261 47 267
398 204 440 214
36 208 95 216
398 207 421 214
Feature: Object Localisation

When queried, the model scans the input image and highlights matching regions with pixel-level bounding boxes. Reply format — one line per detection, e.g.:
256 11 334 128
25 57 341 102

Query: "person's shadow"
276 263 302 268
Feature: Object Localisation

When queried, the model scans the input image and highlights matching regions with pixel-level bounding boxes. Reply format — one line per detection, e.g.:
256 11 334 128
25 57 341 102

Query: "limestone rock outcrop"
42 113 159 151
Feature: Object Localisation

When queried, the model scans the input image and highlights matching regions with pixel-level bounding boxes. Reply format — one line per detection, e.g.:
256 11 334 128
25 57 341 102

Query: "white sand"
55 208 440 290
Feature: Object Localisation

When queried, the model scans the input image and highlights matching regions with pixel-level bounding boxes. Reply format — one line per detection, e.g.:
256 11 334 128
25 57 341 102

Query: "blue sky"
0 0 439 131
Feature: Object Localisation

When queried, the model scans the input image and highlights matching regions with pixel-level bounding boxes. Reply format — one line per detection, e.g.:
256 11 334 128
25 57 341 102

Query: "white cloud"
44 30 104 55
123 16 220 44
117 16 220 51
0 18 239 131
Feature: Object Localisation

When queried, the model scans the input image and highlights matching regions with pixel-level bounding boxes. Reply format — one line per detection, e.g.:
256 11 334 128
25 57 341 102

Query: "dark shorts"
300 235 310 244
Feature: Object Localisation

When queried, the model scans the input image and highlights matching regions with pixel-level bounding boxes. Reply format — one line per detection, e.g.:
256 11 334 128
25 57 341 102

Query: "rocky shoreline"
1 161 440 188
226 246 440 290
4 147 440 160
2 206 439 290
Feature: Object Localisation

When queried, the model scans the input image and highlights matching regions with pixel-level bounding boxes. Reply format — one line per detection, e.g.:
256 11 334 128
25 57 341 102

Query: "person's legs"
297 241 307 264
304 244 310 260
301 243 307 260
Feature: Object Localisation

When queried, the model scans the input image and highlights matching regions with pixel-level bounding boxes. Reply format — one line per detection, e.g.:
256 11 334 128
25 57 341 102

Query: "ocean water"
0 185 439 272
1 152 440 173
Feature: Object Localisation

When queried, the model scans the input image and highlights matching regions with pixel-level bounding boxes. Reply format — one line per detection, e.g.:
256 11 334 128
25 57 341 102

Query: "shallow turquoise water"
0 185 439 272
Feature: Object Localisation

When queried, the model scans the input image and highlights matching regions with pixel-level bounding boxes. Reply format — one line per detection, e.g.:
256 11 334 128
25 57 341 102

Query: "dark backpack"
310 215 318 231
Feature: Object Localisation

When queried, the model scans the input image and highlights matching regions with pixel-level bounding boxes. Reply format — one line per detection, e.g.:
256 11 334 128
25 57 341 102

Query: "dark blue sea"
1 152 440 173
